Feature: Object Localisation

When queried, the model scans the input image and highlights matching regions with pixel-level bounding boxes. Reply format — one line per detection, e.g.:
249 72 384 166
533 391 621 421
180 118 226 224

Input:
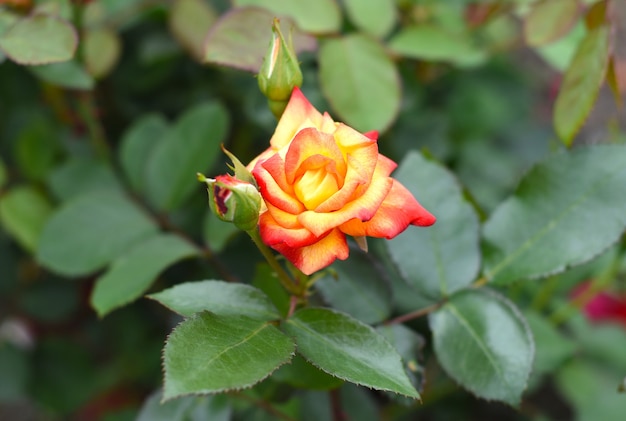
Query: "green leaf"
387 151 480 301
272 353 344 390
29 60 94 90
0 345 30 401
569 314 626 371
429 289 534 405
83 27 121 79
283 307 419 399
14 117 60 181
524 311 575 385
0 186 53 252
319 34 400 132
252 263 290 317
137 389 232 421
48 157 123 201
483 145 626 285
0 13 77 65
0 157 6 188
163 312 295 399
169 0 217 62
316 251 392 324
524 0 580 47
202 209 240 252
233 0 341 34
554 26 610 145
388 25 486 67
119 114 169 193
343 0 396 39
535 21 586 71
91 234 199 317
556 360 626 421
37 190 158 277
145 102 229 211
149 280 280 320
204 7 316 72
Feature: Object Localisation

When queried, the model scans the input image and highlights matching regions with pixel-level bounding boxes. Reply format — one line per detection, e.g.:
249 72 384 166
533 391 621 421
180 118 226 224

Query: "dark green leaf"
149 280 280 320
136 390 231 421
145 102 229 210
163 312 295 399
91 234 199 317
483 145 626 285
316 251 392 324
387 151 480 301
232 0 341 34
0 13 77 65
0 186 52 252
204 7 316 72
14 118 60 181
319 34 400 132
554 26 610 145
48 157 123 201
0 157 6 188
340 384 380 421
429 289 534 405
252 263 290 317
0 345 30 401
202 210 240 253
388 25 486 66
37 191 158 277
343 0 396 38
283 307 419 398
272 353 344 390
119 114 169 193
29 60 94 90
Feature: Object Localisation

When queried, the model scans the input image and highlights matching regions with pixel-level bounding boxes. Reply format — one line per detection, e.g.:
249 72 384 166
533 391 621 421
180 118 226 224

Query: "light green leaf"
343 0 396 39
48 157 123 201
91 234 199 317
553 26 610 145
388 25 486 67
387 151 480 301
524 0 580 47
429 289 534 405
204 7 316 72
83 27 121 79
37 190 158 277
149 280 280 321
29 60 94 90
163 312 295 399
483 145 626 285
119 114 169 193
557 360 626 421
0 186 52 252
319 34 400 132
146 102 229 210
0 13 77 64
283 307 419 399
316 251 392 324
169 0 217 62
233 0 341 34
536 21 586 71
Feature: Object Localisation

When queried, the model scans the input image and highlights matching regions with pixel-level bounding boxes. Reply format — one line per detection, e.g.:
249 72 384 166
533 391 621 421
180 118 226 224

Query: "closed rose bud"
258 19 303 117
199 174 262 232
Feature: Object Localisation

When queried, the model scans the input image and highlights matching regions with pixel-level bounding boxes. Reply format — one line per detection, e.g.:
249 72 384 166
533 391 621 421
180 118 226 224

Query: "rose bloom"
249 87 435 275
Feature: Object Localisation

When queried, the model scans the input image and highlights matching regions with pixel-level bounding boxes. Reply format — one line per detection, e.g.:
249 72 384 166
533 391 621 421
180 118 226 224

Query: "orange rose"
250 88 436 275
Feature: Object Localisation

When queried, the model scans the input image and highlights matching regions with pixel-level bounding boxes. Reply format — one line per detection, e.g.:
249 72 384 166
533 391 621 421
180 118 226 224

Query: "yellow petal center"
294 168 339 210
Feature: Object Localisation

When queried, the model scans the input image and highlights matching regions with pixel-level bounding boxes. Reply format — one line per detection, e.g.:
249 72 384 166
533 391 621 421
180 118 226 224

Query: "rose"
249 87 436 275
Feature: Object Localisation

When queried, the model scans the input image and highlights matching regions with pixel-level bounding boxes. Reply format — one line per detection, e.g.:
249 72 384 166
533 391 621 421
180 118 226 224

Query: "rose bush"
249 87 436 275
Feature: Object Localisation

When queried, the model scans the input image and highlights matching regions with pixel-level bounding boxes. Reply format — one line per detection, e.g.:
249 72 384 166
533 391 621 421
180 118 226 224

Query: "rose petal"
269 87 324 150
272 228 349 275
284 127 346 185
254 155 304 214
298 176 393 237
340 179 436 238
259 211 317 248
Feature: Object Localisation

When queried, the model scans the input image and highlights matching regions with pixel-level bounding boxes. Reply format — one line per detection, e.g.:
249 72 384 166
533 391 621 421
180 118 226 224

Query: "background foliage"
1 0 626 420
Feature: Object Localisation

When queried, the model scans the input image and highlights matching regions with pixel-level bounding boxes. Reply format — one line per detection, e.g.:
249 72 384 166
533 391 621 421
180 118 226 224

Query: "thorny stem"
247 229 302 296
384 301 446 326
